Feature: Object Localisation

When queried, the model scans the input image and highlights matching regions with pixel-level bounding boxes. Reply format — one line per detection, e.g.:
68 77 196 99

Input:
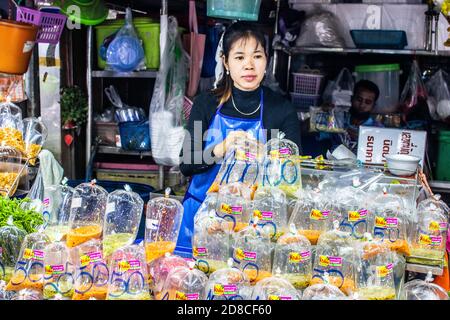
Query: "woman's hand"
213 130 250 158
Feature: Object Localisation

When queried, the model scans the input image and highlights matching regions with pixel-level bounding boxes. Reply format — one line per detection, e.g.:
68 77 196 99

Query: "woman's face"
224 36 267 91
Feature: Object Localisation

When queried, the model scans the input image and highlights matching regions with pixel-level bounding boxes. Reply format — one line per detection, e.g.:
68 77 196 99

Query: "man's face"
351 89 376 114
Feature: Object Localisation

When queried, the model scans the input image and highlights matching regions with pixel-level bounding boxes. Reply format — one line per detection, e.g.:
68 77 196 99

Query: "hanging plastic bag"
0 102 25 155
22 117 47 166
425 69 450 121
149 253 189 299
105 8 145 72
149 16 188 166
215 182 252 232
250 273 302 300
403 272 449 300
399 61 428 119
0 146 23 197
322 68 354 107
295 9 347 48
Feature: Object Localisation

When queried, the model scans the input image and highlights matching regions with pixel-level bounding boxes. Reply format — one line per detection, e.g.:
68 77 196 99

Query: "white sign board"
357 126 427 165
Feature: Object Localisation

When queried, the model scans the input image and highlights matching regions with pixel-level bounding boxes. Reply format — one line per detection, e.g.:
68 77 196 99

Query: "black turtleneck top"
179 85 302 177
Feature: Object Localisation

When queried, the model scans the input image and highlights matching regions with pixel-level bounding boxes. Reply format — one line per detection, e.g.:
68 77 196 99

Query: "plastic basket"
207 0 262 21
118 120 151 151
290 92 320 110
16 6 67 44
350 30 408 50
292 72 324 95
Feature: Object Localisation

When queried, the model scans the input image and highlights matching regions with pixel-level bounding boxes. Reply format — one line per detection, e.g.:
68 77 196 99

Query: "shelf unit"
86 1 167 190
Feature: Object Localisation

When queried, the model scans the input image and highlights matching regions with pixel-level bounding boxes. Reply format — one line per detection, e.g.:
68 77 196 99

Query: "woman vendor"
176 21 302 257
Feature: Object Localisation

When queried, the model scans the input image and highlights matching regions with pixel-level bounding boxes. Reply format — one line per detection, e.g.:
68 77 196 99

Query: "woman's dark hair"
212 21 267 106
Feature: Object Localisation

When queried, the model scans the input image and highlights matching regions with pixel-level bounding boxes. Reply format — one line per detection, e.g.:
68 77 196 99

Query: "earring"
264 70 267 74
226 70 230 75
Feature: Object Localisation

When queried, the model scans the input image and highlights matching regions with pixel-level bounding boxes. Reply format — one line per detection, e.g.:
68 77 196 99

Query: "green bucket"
95 18 160 70
436 130 450 181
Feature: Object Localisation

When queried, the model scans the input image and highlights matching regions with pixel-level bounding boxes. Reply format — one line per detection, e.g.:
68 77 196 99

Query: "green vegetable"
0 197 44 234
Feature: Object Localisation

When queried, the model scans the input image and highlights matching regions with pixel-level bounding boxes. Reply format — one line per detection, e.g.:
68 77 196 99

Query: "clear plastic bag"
0 216 27 284
9 288 43 300
215 182 252 233
193 212 232 276
250 274 301 300
408 198 448 266
356 239 396 300
425 69 450 121
231 222 273 285
5 230 51 292
106 8 145 72
149 16 188 166
160 264 208 300
42 242 74 300
0 102 25 155
208 141 264 195
0 146 23 197
22 117 47 166
367 192 411 257
403 272 449 300
311 223 357 296
272 224 312 290
302 283 347 300
103 185 144 260
144 189 184 263
334 187 369 241
399 61 428 117
148 253 188 299
295 9 347 48
322 68 354 107
43 180 74 242
246 187 288 241
288 189 334 245
106 244 151 300
204 259 251 300
71 239 109 300
66 181 108 248
260 134 302 198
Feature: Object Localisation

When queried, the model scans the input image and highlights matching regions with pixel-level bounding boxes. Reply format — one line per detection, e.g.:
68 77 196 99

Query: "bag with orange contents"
66 180 108 248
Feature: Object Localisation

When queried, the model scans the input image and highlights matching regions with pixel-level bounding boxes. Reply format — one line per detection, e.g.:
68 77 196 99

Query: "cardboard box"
357 126 427 165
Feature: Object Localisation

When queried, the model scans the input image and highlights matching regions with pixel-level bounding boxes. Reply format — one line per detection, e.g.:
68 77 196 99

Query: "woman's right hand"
213 130 251 158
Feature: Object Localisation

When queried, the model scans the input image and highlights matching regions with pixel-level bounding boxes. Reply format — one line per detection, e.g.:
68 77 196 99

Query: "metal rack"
85 1 168 190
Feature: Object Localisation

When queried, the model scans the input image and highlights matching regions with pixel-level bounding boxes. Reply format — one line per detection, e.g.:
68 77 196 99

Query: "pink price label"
386 217 398 228
33 250 44 261
88 251 103 262
431 236 443 246
245 152 256 160
223 285 238 296
329 257 342 267
186 293 200 300
244 251 257 262
358 209 368 217
440 222 448 231
194 247 208 257
43 198 50 207
279 148 292 156
129 260 141 270
301 251 311 260
261 211 273 221
231 206 243 215
51 265 65 274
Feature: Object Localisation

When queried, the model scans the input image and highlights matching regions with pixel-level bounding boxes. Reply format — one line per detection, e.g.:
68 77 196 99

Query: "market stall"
0 0 450 301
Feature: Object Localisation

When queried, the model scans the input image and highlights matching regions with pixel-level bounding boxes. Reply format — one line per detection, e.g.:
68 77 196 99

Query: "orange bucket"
0 19 38 75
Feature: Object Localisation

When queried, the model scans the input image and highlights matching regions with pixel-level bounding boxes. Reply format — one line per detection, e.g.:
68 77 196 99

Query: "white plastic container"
354 64 401 114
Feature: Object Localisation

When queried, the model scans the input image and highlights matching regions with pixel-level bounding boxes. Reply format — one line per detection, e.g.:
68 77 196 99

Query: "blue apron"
175 90 266 257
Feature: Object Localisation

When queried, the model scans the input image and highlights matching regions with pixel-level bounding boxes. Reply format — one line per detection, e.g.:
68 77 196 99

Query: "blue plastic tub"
350 30 408 50
118 120 151 151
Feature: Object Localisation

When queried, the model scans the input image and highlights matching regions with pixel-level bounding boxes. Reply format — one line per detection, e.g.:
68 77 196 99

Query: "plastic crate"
292 72 324 95
350 30 408 50
118 120 151 151
290 92 320 110
16 6 67 44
